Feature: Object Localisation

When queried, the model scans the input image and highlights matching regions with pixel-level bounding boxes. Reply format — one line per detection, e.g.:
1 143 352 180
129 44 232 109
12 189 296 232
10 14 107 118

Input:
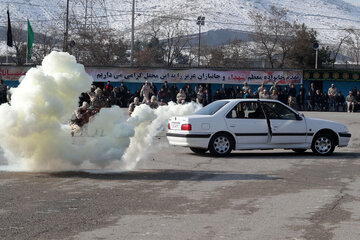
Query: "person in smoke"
176 89 186 104
69 101 91 136
0 79 7 104
128 97 141 116
140 81 154 103
88 87 108 117
148 95 159 109
6 86 11 103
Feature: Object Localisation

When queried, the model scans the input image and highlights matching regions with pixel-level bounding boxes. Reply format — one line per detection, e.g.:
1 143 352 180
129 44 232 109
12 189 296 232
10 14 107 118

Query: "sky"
343 0 360 6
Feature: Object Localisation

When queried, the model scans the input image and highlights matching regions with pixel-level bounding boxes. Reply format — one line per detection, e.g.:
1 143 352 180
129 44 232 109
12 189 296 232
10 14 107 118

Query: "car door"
261 101 307 144
225 101 269 145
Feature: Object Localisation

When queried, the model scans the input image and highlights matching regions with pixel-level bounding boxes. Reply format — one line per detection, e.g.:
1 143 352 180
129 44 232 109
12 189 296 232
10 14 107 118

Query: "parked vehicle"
167 99 351 156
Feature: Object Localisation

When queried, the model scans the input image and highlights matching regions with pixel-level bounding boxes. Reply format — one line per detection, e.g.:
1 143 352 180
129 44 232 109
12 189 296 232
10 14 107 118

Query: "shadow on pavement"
49 169 282 181
190 151 360 159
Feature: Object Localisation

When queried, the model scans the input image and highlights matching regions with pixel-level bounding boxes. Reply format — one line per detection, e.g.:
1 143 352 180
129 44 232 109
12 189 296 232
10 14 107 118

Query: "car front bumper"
338 132 351 147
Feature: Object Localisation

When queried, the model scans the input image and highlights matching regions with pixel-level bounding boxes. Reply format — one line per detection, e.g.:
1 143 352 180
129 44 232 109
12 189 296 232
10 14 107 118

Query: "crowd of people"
76 80 360 115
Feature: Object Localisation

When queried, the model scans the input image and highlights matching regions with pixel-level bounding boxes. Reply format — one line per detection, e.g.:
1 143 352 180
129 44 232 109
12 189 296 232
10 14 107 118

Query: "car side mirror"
296 113 304 121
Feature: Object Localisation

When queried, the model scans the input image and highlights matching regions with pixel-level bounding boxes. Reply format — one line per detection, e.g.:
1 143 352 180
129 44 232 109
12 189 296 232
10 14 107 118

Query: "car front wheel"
190 147 208 154
311 133 335 156
209 133 233 156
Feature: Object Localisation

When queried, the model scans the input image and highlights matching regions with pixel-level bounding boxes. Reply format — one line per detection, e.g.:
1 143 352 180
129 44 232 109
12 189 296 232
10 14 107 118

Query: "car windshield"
194 101 229 115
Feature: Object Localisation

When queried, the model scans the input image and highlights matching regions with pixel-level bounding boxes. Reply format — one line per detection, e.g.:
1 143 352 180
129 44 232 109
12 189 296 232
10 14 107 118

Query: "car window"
226 102 265 119
194 101 229 115
261 102 297 120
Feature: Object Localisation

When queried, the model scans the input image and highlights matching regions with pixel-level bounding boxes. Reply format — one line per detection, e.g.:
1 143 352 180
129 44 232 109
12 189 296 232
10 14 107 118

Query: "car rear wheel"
189 147 208 154
292 149 307 153
209 133 233 156
311 133 335 156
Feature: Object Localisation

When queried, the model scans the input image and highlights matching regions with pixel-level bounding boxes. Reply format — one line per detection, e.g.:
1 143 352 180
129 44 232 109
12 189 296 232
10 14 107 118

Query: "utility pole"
130 0 135 66
196 16 205 67
63 0 70 52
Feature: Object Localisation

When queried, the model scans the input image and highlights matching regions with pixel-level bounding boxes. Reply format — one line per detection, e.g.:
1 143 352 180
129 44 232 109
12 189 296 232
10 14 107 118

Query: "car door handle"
230 125 236 127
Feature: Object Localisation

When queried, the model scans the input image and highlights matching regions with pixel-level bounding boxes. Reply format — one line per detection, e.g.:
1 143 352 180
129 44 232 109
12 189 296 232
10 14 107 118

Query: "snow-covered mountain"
1 0 360 45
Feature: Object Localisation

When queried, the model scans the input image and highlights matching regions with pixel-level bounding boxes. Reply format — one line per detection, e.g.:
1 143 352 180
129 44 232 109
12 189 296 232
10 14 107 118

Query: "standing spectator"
104 81 113 95
119 82 128 107
242 82 251 93
204 84 212 98
140 81 154 103
157 87 167 103
149 82 157 99
335 91 345 112
213 90 222 101
258 82 266 95
235 89 243 99
170 83 179 102
328 84 337 111
162 81 169 92
346 91 356 112
219 84 228 99
0 79 7 104
270 89 278 100
260 89 270 99
269 82 278 94
322 92 329 111
203 89 211 106
352 86 358 96
278 89 286 104
283 86 289 104
176 89 186 104
125 90 132 107
355 90 360 112
306 91 314 111
110 87 120 106
228 85 236 99
299 84 306 97
308 82 316 96
313 90 322 111
196 88 204 104
288 84 297 108
244 89 252 98
297 90 305 111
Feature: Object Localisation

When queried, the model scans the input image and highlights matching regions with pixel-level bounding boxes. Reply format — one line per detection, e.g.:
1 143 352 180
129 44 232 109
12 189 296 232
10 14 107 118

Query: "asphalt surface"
1 112 360 240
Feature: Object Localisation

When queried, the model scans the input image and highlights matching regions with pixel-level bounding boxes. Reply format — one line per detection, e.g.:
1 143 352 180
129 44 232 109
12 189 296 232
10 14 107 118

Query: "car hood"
305 117 348 132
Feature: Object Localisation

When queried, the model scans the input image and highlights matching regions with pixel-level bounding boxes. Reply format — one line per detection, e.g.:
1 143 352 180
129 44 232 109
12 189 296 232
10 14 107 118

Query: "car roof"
217 99 281 103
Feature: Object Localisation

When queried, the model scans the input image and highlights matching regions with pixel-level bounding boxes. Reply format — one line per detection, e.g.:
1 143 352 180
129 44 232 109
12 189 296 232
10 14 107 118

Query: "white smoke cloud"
0 51 202 172
121 102 202 170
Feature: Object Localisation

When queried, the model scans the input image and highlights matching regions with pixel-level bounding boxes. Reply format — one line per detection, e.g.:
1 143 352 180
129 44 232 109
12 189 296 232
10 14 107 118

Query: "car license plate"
171 122 181 130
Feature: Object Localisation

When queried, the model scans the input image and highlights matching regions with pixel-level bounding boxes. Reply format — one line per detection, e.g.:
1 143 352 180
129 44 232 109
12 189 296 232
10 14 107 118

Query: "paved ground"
1 112 360 240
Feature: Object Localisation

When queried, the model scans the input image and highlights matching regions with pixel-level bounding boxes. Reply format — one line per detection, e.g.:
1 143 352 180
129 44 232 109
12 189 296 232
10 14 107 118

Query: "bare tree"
331 29 353 67
32 24 62 64
11 22 27 65
345 30 360 66
251 6 294 68
139 15 191 67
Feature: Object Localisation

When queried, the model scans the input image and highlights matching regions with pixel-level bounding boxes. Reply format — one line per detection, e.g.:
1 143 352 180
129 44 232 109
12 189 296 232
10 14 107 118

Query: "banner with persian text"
1 66 302 85
0 66 28 80
86 68 302 84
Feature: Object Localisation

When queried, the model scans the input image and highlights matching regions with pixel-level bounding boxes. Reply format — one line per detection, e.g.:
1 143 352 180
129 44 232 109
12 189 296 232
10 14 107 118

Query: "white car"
167 99 351 156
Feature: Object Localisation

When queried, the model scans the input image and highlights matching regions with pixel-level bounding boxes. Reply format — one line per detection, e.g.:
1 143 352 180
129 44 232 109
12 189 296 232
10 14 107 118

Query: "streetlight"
313 42 319 69
130 0 135 66
196 16 205 67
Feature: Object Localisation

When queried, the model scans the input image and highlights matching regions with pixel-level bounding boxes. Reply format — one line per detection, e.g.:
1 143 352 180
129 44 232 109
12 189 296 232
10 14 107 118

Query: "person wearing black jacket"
335 91 345 112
